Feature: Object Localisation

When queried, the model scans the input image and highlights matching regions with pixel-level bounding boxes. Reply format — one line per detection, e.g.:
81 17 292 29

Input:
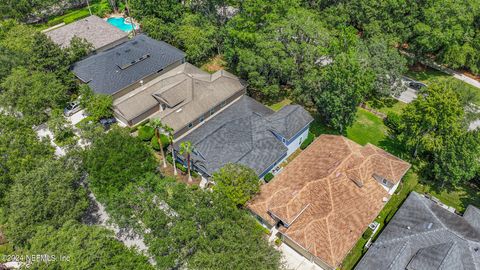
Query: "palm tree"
148 118 167 168
179 141 193 182
164 125 177 176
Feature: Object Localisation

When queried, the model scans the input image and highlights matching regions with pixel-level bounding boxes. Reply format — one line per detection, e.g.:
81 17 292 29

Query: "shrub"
150 134 170 150
264 173 274 182
300 132 315 150
138 126 154 141
384 112 401 134
274 238 282 246
362 229 373 239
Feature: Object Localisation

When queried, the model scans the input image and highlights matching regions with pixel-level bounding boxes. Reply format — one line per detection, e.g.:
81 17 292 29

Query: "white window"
382 178 388 185
188 123 193 128
199 116 205 123
282 138 286 144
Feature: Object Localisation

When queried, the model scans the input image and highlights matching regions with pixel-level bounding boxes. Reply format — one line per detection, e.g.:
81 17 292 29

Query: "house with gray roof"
72 34 185 98
113 63 246 136
173 96 313 178
44 15 129 51
355 191 480 270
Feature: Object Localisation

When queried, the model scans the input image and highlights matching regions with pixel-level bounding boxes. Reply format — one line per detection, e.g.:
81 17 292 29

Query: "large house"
72 34 185 99
113 63 246 135
356 192 480 270
44 15 129 52
248 135 411 270
173 95 313 178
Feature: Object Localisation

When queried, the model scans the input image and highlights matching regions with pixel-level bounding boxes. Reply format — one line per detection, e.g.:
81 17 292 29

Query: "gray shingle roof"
72 34 185 95
265 105 314 140
355 192 480 270
174 96 312 176
44 15 128 49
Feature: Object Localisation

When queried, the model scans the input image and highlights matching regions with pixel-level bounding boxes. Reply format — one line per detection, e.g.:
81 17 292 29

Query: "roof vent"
475 247 479 252
176 108 182 113
427 222 433 229
407 226 411 230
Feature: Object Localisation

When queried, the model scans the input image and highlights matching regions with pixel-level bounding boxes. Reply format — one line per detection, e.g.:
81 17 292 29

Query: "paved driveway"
396 87 418 103
278 243 325 270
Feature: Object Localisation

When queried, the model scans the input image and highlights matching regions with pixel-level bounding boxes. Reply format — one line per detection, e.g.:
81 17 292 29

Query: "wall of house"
282 234 334 270
388 181 400 195
285 125 309 156
259 152 288 179
111 59 185 100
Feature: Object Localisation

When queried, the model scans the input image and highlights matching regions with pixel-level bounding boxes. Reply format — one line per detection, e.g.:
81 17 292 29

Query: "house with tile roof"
72 34 185 99
248 135 411 270
356 191 480 270
113 63 246 135
44 15 129 52
173 95 313 178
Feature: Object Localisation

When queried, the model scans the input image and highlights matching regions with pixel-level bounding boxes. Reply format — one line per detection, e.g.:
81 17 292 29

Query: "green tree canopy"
396 82 479 185
83 127 157 198
4 158 88 245
27 220 154 270
0 68 68 125
212 163 260 206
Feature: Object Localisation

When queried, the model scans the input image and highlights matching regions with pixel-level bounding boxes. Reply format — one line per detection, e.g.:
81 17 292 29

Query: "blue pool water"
107 17 135 32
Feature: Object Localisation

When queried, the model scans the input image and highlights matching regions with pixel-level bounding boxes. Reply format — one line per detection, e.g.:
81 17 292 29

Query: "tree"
47 108 76 146
212 163 260 206
4 158 88 245
315 51 375 132
66 36 94 63
396 81 479 185
175 13 218 64
129 0 185 23
79 85 114 121
148 118 167 169
27 221 154 270
0 68 68 125
0 115 53 203
83 127 157 198
179 141 193 182
29 32 75 90
164 125 177 176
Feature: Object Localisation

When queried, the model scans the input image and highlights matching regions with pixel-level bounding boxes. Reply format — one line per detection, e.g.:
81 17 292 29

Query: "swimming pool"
107 17 136 32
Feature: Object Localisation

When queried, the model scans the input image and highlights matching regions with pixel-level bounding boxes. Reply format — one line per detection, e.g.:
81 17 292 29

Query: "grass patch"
414 181 480 213
346 108 388 146
267 98 292 111
34 0 111 30
406 67 480 106
200 55 227 74
365 98 408 116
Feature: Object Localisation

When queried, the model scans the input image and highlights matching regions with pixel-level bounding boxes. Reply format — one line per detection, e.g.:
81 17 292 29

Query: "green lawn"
365 98 408 116
346 108 388 146
34 0 111 30
406 67 480 106
267 98 292 111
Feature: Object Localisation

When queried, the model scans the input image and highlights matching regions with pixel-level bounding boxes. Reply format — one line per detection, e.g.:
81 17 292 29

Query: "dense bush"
263 173 274 182
137 125 154 141
150 134 170 150
213 164 260 206
300 131 315 150
384 112 401 134
83 127 157 196
362 229 373 240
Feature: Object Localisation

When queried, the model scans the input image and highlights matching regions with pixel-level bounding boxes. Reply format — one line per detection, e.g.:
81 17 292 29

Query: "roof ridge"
437 242 457 270
375 227 446 246
386 241 410 270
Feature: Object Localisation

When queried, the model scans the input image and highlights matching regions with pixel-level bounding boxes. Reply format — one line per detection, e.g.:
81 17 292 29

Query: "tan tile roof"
248 135 410 268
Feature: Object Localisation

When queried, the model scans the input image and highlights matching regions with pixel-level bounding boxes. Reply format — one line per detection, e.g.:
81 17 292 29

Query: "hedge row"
300 131 315 150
